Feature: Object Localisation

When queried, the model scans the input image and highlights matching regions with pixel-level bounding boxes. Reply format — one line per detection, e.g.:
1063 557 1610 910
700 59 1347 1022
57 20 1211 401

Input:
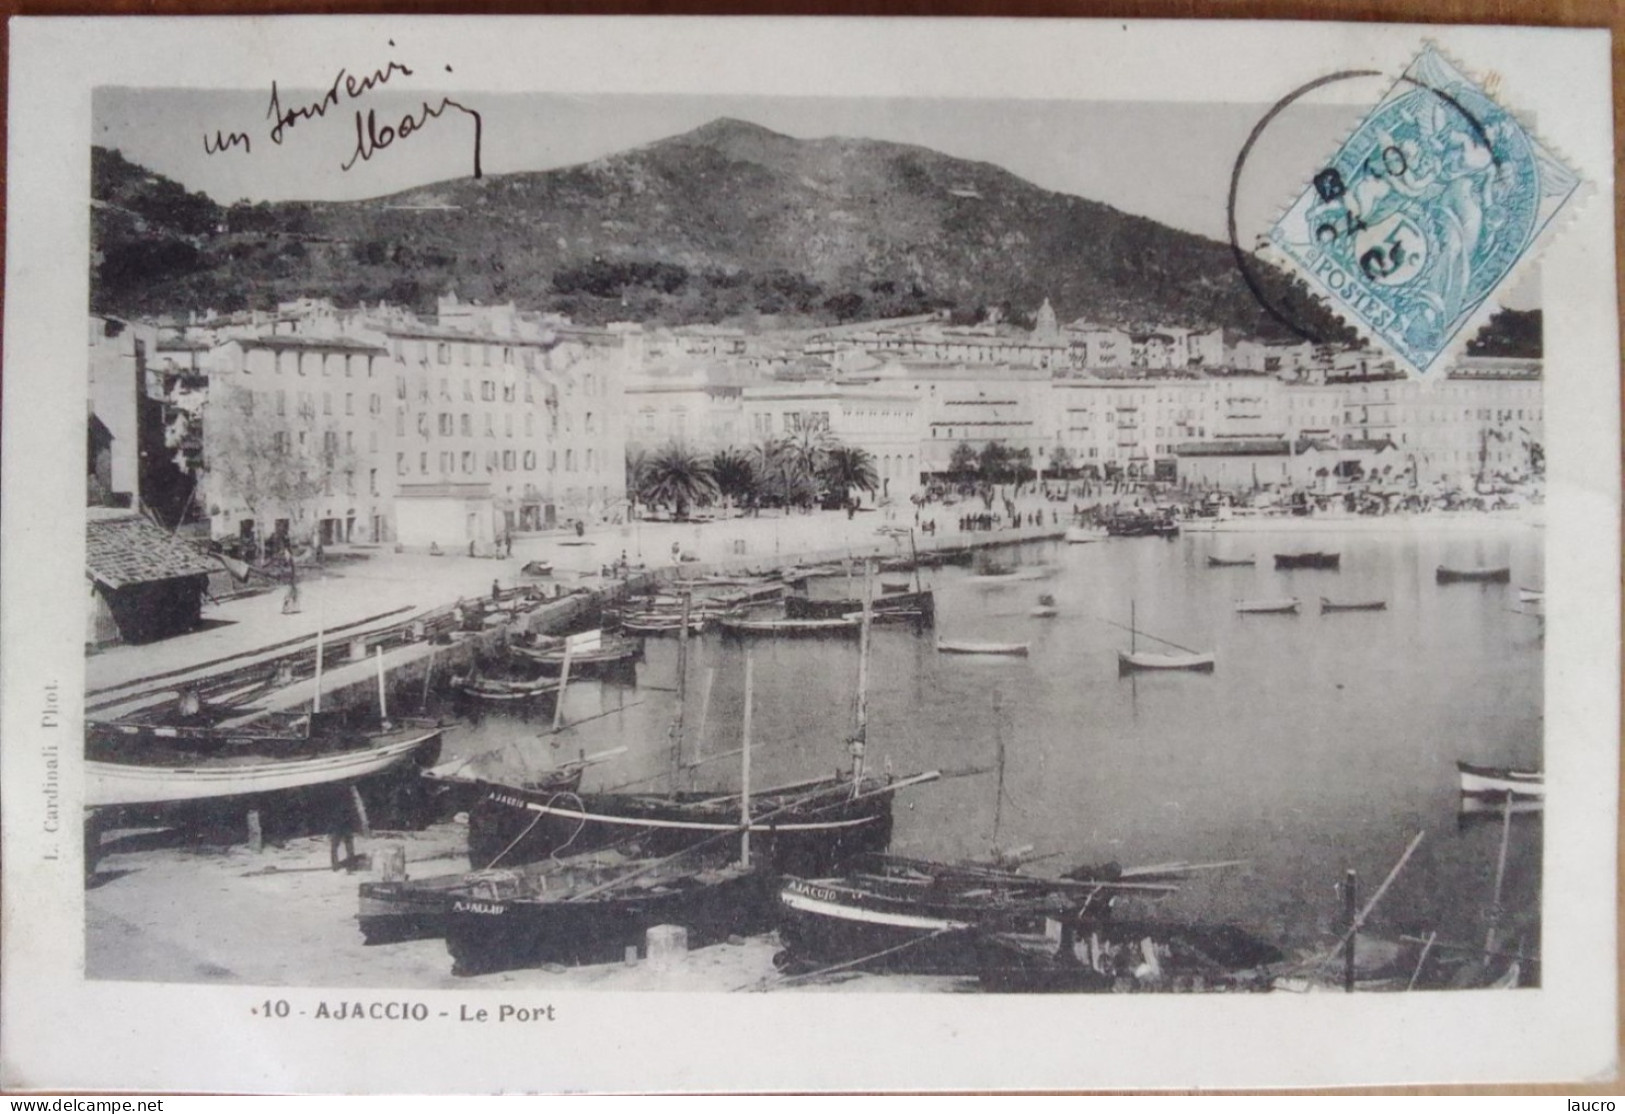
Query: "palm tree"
711 448 757 511
821 442 878 505
749 436 817 509
625 447 650 513
639 443 718 520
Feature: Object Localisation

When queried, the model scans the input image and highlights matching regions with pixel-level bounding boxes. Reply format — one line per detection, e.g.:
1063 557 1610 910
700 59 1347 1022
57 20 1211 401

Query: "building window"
440 378 452 401
439 413 454 436
585 411 595 434
503 383 516 403
461 451 474 473
396 375 407 400
462 345 472 366
503 450 516 471
565 449 574 472
586 448 595 472
482 381 495 401
437 343 450 364
396 412 406 437
463 380 474 402
345 393 354 415
275 390 286 416
396 453 406 476
461 413 472 437
548 450 557 472
485 414 495 437
419 451 428 474
525 412 534 437
523 450 536 470
346 431 354 451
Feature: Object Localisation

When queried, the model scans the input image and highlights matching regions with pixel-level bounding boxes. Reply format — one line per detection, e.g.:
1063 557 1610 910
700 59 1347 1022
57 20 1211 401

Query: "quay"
85 510 1064 725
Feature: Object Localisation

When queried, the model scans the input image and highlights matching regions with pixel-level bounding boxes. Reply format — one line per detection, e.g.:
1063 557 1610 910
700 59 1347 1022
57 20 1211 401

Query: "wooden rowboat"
1457 760 1544 802
1206 555 1256 567
718 615 862 637
1517 587 1544 604
1274 552 1340 570
1118 650 1216 674
1436 566 1511 584
1319 598 1387 613
936 639 1030 657
508 634 642 670
85 725 443 809
620 615 708 636
1235 598 1300 614
456 673 564 702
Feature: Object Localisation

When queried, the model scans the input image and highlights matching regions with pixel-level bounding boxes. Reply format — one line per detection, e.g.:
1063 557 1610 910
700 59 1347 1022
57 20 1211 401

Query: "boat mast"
908 528 923 595
992 689 1005 849
741 648 754 867
851 560 873 790
1130 600 1137 655
667 592 691 795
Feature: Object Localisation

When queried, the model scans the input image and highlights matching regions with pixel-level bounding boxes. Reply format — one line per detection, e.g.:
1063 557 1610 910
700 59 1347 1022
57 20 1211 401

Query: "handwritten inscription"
204 44 482 179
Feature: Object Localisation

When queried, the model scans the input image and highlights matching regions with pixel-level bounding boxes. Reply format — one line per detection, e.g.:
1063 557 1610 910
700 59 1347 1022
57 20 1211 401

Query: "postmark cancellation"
1266 47 1582 378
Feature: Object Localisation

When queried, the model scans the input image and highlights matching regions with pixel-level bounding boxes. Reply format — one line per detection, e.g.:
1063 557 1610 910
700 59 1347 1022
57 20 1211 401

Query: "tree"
625 447 650 513
205 381 354 559
1047 445 1076 478
821 443 878 504
977 440 1016 485
711 448 756 509
638 443 718 519
948 442 979 482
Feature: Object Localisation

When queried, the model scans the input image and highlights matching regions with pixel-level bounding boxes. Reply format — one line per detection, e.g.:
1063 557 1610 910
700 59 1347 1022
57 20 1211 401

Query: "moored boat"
936 639 1030 656
1030 594 1058 619
1206 555 1256 568
975 922 1283 993
455 671 564 702
1235 598 1300 614
445 849 776 976
1117 650 1216 674
786 589 934 624
718 614 863 637
775 855 1182 976
1274 552 1340 570
1517 586 1544 604
619 614 709 636
507 631 643 671
1457 760 1544 804
1436 565 1511 584
1319 598 1387 613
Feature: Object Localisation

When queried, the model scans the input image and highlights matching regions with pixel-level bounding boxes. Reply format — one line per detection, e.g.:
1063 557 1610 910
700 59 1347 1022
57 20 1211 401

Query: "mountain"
92 119 1354 340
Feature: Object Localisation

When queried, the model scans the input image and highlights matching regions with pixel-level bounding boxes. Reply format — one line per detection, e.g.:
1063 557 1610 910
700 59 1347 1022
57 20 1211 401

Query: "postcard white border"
3 16 1617 1093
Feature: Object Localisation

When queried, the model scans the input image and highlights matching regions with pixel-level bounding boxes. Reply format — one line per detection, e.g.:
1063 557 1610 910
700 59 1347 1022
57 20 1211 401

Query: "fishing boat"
1115 603 1215 674
619 614 709 636
936 639 1030 657
1457 761 1544 804
975 921 1284 993
507 631 643 671
444 848 776 975
786 588 934 625
717 614 863 638
1235 598 1300 614
1319 598 1387 613
1030 595 1058 619
1206 555 1256 568
86 714 329 760
85 723 443 809
454 671 563 703
518 560 554 578
879 549 974 574
1274 552 1340 570
1436 565 1511 584
1104 511 1180 539
1064 525 1107 544
775 855 1186 977
465 587 940 875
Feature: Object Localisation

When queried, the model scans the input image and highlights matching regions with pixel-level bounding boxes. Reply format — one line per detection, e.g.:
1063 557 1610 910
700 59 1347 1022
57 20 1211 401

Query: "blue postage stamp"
1267 47 1582 377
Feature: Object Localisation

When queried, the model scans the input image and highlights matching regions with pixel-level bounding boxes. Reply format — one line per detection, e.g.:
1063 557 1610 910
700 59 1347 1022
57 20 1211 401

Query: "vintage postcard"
1 16 1616 1094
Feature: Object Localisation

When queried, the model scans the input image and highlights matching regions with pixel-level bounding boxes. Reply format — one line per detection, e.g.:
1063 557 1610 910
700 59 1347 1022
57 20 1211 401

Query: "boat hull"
1117 651 1215 674
977 923 1284 993
465 779 899 875
445 863 776 976
937 641 1030 656
1235 600 1300 614
1273 553 1340 570
84 728 442 809
1319 598 1387 612
1436 566 1512 584
1457 761 1544 800
786 590 934 624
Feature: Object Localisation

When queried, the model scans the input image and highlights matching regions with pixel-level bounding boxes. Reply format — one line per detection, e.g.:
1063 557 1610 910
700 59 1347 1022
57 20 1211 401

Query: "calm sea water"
429 526 1544 961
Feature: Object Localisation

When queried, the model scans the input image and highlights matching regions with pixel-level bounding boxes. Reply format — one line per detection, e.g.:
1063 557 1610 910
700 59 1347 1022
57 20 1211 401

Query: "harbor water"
431 525 1545 966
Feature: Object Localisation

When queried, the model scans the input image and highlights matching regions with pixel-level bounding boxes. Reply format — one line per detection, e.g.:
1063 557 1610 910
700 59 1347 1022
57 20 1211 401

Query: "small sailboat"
1116 601 1215 674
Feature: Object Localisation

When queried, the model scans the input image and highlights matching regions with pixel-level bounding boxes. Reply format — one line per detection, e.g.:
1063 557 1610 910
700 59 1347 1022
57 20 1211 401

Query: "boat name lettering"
453 900 506 915
786 880 842 902
489 793 531 809
311 1000 431 1021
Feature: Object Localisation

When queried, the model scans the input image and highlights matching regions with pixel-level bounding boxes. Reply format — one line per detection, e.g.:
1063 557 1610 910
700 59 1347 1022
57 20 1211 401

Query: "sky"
93 88 1537 308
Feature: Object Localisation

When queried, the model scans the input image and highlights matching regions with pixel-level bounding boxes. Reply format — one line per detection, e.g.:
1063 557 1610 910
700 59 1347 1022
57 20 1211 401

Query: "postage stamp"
1266 46 1582 378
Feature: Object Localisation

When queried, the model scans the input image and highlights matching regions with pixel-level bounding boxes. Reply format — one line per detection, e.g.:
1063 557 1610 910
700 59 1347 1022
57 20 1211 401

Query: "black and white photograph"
2 16 1617 1094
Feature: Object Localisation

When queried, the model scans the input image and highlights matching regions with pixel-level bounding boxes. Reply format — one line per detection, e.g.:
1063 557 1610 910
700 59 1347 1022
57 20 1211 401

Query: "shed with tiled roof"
87 511 216 646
